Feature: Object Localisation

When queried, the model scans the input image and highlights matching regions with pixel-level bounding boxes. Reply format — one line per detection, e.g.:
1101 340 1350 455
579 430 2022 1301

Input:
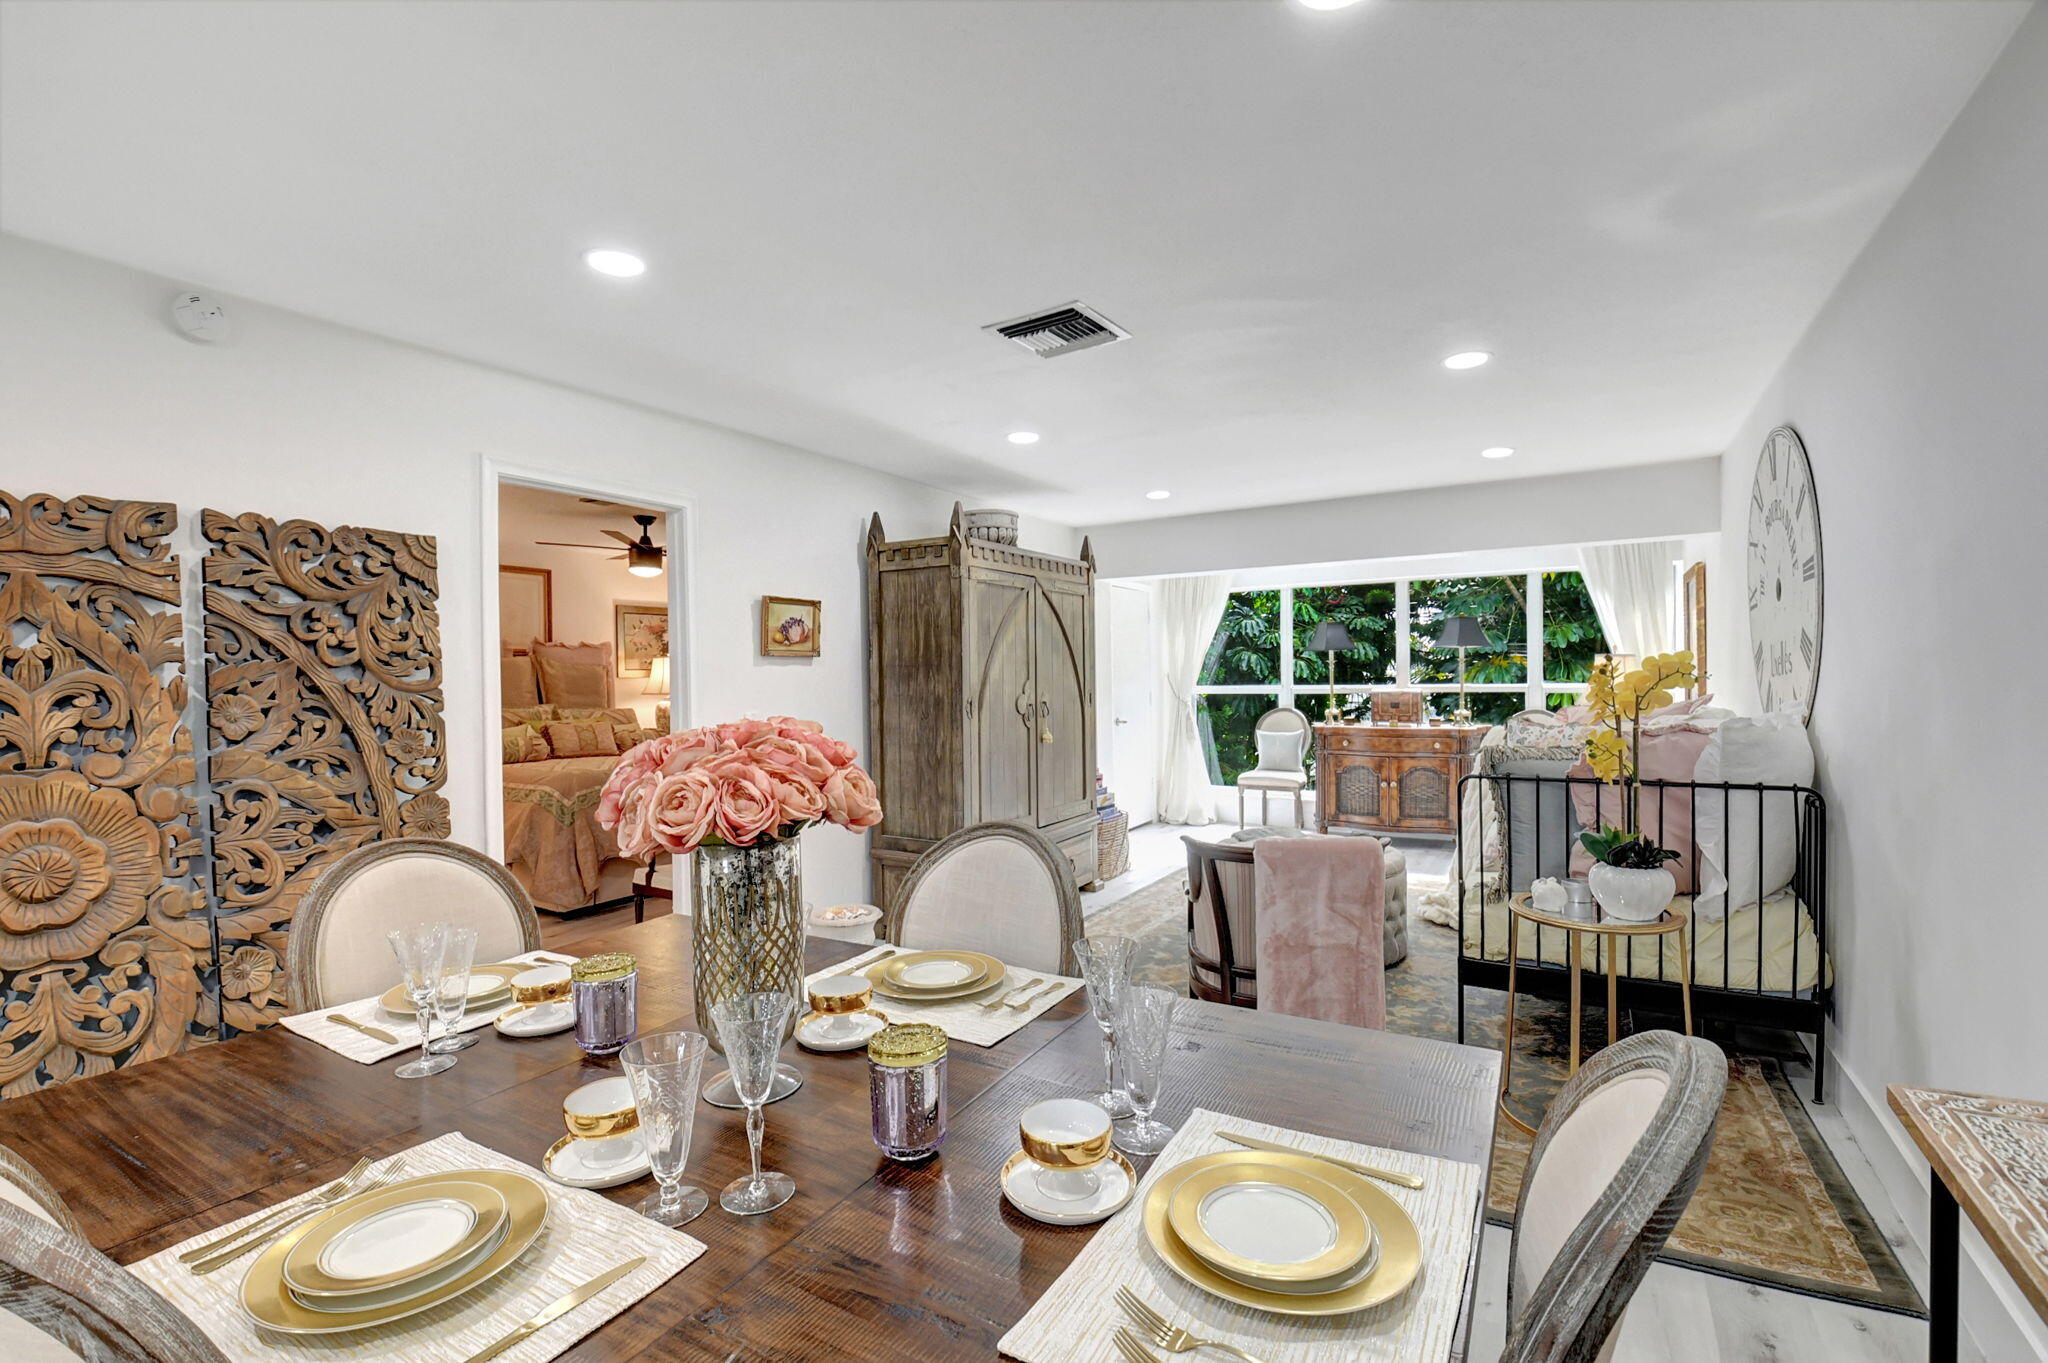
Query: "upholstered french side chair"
883 822 1083 975
287 838 542 1013
0 1142 229 1362
1501 1030 1728 1363
1234 706 1311 829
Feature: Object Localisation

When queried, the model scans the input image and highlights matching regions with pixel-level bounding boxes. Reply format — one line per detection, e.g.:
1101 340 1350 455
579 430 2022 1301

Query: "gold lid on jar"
867 1022 948 1068
570 952 636 984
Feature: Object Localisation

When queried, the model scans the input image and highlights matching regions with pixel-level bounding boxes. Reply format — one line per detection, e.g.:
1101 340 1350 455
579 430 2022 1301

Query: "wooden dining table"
0 914 1503 1362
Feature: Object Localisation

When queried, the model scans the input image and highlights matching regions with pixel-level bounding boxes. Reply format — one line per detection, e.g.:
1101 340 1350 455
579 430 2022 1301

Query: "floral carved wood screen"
0 493 209 1095
201 511 449 1037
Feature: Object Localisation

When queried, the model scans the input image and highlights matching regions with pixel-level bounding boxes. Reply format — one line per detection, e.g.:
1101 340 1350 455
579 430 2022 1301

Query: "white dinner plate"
295 1223 509 1313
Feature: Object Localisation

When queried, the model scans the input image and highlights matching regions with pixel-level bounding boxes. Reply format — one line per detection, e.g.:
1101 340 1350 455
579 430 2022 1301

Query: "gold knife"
462 1256 646 1363
1217 1130 1425 1190
326 1014 400 1045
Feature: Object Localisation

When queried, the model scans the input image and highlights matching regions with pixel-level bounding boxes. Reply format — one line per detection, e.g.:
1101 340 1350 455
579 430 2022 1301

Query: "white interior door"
1106 583 1157 827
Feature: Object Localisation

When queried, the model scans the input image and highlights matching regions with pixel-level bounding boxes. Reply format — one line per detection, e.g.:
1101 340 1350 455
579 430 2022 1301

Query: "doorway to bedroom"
491 477 686 919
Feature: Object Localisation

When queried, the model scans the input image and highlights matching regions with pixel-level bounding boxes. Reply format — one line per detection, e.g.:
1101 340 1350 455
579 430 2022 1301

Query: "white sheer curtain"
1155 575 1231 826
1579 540 1681 658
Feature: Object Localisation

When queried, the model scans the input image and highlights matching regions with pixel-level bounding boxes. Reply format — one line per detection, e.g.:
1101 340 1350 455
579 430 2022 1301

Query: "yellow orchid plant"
1580 650 1699 867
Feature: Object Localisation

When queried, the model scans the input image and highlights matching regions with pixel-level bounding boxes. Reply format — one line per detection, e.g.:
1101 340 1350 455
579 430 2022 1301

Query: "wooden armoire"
864 504 1098 911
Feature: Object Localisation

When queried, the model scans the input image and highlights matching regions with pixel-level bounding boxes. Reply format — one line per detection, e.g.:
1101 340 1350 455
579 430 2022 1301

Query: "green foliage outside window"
1198 693 1277 785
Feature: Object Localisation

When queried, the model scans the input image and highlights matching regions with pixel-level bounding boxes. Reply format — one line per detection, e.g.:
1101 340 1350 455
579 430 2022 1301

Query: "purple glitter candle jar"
571 953 637 1057
867 1023 948 1162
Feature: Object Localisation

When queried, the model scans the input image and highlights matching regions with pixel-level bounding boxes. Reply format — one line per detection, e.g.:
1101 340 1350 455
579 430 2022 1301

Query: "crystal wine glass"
1073 936 1134 1118
1112 984 1178 1155
387 924 455 1079
712 992 798 1215
620 1031 711 1226
428 924 481 1053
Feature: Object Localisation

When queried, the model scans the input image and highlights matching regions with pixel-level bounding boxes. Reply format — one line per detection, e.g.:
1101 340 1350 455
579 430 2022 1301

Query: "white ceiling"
0 0 2027 526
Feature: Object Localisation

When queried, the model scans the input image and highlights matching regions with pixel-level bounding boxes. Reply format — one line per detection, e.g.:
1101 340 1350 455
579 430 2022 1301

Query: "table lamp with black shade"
1433 615 1490 725
1306 620 1355 721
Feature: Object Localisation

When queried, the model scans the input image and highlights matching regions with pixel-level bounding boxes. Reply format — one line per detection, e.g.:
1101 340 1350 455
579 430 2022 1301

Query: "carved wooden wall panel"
200 511 447 1038
0 493 208 1094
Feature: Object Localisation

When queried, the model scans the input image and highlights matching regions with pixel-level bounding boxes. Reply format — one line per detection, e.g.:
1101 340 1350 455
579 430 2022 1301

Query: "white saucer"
1000 1149 1137 1226
796 1011 887 1053
493 1000 575 1037
542 1132 650 1189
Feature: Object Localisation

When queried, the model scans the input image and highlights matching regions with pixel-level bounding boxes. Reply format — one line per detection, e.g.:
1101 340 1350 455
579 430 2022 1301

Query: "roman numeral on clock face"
1800 629 1815 668
1754 642 1765 675
1802 555 1816 582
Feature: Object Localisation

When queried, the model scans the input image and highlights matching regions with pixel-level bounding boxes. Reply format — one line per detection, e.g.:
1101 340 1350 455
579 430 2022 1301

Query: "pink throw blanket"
1253 835 1385 1029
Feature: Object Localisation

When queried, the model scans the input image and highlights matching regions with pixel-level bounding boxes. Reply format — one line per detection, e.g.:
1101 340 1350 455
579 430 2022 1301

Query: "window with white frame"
1195 571 1610 785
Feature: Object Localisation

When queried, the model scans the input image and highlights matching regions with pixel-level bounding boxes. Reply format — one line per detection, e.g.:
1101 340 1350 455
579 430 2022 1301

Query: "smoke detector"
983 302 1128 359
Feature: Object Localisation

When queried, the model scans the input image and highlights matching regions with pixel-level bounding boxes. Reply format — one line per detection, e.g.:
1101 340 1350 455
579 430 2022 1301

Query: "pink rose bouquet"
597 716 883 859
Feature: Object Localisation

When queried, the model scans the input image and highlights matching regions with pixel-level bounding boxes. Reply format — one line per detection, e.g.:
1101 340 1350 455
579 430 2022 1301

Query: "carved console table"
1313 722 1487 837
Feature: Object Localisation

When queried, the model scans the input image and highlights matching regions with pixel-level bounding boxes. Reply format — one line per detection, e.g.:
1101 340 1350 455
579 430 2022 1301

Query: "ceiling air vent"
983 302 1129 359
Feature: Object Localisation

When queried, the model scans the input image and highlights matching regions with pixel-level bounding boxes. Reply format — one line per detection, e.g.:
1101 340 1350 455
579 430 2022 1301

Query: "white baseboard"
1824 1042 2048 1362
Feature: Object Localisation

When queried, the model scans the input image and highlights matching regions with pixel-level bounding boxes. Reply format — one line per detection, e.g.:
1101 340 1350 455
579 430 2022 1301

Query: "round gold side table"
1496 893 1693 1136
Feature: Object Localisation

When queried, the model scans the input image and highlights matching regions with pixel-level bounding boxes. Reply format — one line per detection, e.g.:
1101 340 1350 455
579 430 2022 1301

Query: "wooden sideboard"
1314 722 1488 836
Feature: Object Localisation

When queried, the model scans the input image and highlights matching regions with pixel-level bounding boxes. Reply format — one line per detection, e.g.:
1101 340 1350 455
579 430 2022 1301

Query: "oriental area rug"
1085 872 1922 1315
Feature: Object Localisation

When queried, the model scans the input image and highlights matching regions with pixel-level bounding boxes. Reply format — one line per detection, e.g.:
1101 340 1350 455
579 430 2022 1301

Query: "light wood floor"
549 824 1938 1361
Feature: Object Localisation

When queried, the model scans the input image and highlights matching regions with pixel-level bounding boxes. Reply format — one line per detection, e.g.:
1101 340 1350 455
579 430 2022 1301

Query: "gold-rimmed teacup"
563 1075 640 1148
1019 1098 1113 1203
511 964 572 1007
804 976 888 1043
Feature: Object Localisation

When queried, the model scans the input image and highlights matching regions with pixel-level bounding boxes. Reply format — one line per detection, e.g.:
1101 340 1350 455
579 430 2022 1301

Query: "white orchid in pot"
1579 651 1698 922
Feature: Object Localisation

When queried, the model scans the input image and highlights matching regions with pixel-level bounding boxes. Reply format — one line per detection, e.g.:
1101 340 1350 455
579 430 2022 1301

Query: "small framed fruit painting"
760 596 821 658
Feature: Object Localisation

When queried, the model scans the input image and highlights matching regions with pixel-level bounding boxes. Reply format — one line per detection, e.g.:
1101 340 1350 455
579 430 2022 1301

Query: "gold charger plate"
867 950 1008 1001
379 963 525 1016
1167 1158 1372 1286
240 1169 547 1335
282 1176 507 1298
1142 1150 1421 1316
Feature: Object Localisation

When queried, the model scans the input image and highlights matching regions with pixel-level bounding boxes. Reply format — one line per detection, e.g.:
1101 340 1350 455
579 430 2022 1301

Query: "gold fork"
979 976 1042 1011
1116 1287 1269 1363
1113 1327 1162 1363
175 1157 373 1264
1006 979 1063 1011
191 1157 410 1275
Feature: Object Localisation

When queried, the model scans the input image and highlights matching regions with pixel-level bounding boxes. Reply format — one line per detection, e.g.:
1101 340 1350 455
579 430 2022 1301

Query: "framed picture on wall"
760 596 821 658
499 566 551 656
1682 561 1708 697
614 602 669 678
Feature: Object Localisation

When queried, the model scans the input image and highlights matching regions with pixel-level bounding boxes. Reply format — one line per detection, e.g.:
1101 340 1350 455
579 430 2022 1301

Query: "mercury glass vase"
691 839 806 1051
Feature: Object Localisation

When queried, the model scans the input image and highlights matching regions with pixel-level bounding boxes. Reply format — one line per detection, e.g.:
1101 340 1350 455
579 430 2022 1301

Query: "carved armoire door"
967 571 1036 825
1031 581 1093 827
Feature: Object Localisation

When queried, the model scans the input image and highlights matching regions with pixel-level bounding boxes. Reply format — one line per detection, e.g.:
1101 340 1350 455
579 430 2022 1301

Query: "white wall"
1711 12 2048 1358
0 233 1078 908
1081 457 1720 580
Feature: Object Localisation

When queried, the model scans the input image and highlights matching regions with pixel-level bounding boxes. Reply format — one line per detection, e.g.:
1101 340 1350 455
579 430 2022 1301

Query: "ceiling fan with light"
536 513 666 577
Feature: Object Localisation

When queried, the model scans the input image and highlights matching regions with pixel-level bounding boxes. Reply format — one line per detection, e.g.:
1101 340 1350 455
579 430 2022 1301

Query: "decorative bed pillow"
558 706 647 753
531 640 614 709
1567 724 1714 888
1693 713 1814 921
502 725 551 763
501 652 541 708
1253 728 1302 772
502 704 556 734
542 720 621 759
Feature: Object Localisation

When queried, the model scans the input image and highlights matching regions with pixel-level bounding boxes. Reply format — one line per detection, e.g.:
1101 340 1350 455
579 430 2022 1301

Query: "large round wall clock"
1746 424 1823 722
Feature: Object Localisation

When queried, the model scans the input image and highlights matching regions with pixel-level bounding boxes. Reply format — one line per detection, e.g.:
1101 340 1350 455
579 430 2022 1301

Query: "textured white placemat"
997 1107 1484 1363
806 946 1081 1047
278 951 579 1064
131 1131 702 1363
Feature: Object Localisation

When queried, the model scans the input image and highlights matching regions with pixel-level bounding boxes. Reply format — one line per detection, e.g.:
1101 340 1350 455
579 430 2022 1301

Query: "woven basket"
1096 810 1131 882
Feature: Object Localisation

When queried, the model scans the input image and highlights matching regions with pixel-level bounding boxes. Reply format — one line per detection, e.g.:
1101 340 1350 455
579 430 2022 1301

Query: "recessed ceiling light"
1481 446 1515 460
1146 490 1172 501
582 248 646 278
1007 431 1040 445
1296 0 1367 9
1442 350 1492 370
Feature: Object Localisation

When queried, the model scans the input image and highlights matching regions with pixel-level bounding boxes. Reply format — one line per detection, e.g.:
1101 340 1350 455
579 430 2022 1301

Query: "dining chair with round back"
1501 1029 1728 1363
0 1141 229 1363
1234 706 1311 829
882 822 1083 975
286 838 542 1013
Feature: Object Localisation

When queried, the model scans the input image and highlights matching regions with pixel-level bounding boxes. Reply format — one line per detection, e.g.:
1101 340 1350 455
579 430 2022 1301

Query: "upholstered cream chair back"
1503 1031 1727 1363
287 839 542 1013
885 823 1082 975
0 1143 227 1362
